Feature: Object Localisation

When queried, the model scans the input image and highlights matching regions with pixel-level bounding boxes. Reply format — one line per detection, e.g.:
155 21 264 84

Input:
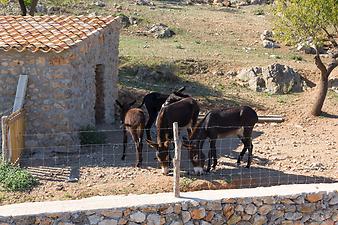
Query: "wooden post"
1 116 9 162
258 115 284 123
173 122 181 198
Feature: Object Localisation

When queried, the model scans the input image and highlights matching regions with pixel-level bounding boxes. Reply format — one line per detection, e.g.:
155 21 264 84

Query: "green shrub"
0 162 38 192
253 8 265 15
24 0 32 6
79 125 106 145
175 44 184 49
290 55 303 61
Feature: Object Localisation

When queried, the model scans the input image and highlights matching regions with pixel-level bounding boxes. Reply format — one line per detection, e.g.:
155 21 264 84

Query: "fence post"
173 122 181 198
1 116 9 162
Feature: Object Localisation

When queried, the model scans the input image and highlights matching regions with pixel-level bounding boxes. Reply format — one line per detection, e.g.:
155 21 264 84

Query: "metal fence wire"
13 124 337 193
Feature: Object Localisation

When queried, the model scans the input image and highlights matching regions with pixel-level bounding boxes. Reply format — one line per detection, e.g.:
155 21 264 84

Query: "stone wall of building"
0 184 337 225
0 19 120 150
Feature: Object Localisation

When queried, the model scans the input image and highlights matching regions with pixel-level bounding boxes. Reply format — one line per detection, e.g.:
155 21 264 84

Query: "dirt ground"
1 77 337 205
1 1 338 205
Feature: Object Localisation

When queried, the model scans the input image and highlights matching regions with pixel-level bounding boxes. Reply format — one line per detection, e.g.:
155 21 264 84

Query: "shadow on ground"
118 60 267 111
320 112 338 119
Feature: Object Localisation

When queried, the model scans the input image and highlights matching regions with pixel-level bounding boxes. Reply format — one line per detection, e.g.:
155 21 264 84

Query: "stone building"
0 16 121 149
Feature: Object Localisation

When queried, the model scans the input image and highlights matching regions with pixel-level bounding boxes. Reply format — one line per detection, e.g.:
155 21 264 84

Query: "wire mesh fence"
14 125 337 194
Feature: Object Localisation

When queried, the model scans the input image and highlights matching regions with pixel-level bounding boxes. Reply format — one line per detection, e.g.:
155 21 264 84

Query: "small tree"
273 0 338 116
18 0 39 16
0 0 39 16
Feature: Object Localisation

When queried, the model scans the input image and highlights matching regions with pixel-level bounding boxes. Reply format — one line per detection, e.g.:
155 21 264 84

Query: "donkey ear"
115 100 123 108
129 100 136 107
146 139 158 149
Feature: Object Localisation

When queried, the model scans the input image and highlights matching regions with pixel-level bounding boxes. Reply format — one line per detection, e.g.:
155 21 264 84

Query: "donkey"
183 106 258 172
138 86 188 141
147 97 205 175
116 100 146 167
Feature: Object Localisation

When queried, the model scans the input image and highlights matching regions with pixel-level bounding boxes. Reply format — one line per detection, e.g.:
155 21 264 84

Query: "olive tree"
273 0 338 116
0 0 39 15
19 0 39 16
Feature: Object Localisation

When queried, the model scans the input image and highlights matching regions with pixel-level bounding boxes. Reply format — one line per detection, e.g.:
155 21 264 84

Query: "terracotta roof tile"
0 15 118 53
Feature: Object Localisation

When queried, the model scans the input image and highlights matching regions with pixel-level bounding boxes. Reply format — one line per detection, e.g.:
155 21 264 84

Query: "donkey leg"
121 128 127 160
237 148 247 166
187 128 192 138
243 128 254 168
237 136 247 166
206 149 212 172
210 139 217 171
246 143 253 168
137 132 144 167
145 115 155 141
206 139 215 172
132 133 142 167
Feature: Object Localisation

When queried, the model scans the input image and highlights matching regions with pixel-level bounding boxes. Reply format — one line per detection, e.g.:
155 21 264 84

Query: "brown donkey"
147 97 204 175
116 100 146 167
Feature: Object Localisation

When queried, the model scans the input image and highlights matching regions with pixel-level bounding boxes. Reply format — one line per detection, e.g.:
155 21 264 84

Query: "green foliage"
0 162 38 192
290 55 303 61
46 0 80 7
79 125 106 145
253 8 265 15
0 0 32 6
175 44 184 49
24 0 32 6
273 0 338 47
179 177 196 190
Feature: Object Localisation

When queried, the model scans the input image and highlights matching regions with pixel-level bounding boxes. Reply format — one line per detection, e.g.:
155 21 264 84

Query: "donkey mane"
155 108 167 147
189 112 210 148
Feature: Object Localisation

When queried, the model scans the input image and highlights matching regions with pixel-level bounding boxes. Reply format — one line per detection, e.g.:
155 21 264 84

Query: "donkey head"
115 100 136 124
182 138 206 175
163 92 190 107
147 139 171 175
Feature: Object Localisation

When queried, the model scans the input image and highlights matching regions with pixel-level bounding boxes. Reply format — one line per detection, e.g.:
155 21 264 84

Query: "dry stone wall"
0 190 337 225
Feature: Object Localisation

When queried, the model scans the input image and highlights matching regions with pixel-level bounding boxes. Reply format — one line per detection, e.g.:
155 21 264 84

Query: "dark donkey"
184 106 258 172
116 100 146 167
147 97 205 175
138 87 187 141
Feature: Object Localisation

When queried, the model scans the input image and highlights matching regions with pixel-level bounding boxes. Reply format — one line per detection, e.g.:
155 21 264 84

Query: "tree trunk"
29 0 39 16
311 48 338 116
18 0 27 16
311 71 329 116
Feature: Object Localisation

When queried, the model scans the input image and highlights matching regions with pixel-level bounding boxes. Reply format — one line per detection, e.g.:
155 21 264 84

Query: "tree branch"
29 0 39 16
322 27 338 47
18 0 27 16
327 61 338 76
331 50 338 59
314 48 327 74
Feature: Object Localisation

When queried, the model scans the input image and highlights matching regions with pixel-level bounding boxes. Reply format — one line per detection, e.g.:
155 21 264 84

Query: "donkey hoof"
121 156 126 161
135 163 142 167
245 165 250 168
236 162 241 167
